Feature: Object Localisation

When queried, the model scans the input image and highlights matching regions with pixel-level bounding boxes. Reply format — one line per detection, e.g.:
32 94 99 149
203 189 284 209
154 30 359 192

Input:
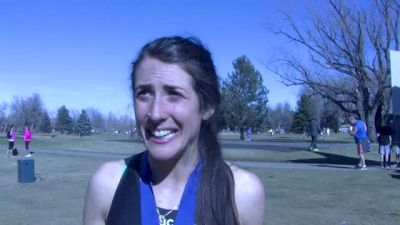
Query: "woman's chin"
146 142 180 161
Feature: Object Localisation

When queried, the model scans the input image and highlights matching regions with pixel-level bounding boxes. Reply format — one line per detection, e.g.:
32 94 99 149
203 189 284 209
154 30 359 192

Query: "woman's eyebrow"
135 83 152 90
163 85 188 93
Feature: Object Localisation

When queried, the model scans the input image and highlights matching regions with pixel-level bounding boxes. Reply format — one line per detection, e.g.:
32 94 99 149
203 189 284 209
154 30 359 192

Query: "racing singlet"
106 151 202 225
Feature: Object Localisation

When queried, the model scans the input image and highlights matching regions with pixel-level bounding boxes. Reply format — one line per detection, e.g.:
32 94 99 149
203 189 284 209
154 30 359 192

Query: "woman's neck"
148 149 200 209
149 149 200 184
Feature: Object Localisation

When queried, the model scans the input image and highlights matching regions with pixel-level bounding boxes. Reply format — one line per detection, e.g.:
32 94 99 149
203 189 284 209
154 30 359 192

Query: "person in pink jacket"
24 126 32 157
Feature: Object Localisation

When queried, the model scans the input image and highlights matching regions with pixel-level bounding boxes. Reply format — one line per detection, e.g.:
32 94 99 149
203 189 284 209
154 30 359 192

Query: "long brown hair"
131 36 239 225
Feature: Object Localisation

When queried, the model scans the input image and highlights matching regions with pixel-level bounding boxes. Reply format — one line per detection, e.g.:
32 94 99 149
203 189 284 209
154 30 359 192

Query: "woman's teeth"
153 130 175 139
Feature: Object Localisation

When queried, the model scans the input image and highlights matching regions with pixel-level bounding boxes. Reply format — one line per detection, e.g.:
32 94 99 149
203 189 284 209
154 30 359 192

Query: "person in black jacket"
309 119 321 152
377 126 392 168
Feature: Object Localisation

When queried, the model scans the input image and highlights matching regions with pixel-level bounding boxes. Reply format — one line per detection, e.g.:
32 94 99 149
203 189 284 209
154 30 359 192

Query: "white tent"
391 50 400 115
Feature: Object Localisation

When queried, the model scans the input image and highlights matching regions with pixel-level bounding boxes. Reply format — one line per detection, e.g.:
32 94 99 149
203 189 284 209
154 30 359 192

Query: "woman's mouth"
148 129 177 142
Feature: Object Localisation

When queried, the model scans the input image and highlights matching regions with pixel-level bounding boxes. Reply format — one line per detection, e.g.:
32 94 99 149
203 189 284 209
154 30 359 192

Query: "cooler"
17 158 35 183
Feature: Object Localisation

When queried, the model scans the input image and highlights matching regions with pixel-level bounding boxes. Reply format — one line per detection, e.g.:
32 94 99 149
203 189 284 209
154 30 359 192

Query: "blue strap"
140 151 202 225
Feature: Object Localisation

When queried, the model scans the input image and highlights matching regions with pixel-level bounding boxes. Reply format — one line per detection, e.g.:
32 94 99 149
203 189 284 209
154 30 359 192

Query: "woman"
5 124 16 158
83 36 265 225
24 126 32 157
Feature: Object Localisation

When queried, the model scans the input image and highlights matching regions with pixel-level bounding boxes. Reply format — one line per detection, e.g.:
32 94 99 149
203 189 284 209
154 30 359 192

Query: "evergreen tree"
291 94 316 134
55 105 73 134
76 110 92 136
221 55 269 139
39 111 52 133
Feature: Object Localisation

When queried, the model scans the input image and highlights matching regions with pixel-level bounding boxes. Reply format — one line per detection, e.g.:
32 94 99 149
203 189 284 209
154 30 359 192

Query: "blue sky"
0 0 301 117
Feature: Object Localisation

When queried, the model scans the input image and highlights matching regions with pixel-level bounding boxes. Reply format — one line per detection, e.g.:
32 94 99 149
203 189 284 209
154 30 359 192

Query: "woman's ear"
202 108 215 120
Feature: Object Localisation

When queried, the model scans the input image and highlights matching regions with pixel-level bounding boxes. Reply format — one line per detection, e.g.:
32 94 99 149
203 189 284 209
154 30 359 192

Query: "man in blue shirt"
348 115 369 170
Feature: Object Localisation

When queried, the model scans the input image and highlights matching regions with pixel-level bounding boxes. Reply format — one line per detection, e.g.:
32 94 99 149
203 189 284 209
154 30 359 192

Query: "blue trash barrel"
17 158 35 183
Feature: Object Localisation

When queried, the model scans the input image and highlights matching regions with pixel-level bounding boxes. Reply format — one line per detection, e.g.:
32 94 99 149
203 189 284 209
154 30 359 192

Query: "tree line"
0 55 292 139
0 94 135 136
0 52 387 140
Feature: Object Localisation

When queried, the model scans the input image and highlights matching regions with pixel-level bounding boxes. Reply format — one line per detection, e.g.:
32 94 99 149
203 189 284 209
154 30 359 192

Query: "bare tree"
0 102 9 132
269 102 294 133
9 93 44 130
105 111 119 132
269 0 400 140
86 107 105 133
118 114 135 133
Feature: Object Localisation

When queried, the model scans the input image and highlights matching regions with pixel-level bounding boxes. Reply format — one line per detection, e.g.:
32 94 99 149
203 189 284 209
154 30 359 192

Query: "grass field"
1 133 399 225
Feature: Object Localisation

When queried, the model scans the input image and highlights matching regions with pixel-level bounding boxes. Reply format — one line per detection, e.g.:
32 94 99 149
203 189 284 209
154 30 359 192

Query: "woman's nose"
147 96 166 121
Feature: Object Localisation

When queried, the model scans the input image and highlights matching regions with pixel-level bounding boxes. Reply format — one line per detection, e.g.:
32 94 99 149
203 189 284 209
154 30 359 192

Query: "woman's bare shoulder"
86 159 126 199
84 159 126 224
229 163 265 197
90 159 126 185
228 162 266 225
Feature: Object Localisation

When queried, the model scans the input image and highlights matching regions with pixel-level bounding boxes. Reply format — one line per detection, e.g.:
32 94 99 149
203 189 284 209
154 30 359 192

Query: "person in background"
245 127 252 142
391 115 400 167
83 36 265 225
309 118 321 152
348 115 369 170
326 127 331 136
5 124 16 158
377 126 391 168
24 126 32 157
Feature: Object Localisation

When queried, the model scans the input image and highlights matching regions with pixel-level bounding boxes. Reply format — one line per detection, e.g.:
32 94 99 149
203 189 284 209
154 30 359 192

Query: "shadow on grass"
288 151 381 167
390 169 400 180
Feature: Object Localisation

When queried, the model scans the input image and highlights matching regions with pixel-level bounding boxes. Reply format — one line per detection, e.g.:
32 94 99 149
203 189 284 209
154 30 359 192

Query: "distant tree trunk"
239 127 245 140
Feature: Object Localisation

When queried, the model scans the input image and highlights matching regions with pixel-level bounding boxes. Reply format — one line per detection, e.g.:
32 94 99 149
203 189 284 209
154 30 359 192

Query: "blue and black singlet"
106 151 202 225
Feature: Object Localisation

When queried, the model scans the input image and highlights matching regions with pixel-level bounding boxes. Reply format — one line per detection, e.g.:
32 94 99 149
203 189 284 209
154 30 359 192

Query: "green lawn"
1 133 399 225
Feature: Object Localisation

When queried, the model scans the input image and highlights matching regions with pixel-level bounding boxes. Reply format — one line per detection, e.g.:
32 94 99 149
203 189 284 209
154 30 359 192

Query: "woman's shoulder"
228 162 266 225
90 159 126 183
84 159 127 223
229 163 265 198
88 159 127 205
87 159 126 196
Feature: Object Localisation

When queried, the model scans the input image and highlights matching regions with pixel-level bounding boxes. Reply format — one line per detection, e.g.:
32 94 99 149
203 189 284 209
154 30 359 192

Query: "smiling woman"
83 36 265 225
134 57 207 161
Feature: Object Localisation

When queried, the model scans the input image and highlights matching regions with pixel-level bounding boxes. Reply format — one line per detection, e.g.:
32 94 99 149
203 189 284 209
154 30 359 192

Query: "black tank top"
106 153 142 225
157 207 178 225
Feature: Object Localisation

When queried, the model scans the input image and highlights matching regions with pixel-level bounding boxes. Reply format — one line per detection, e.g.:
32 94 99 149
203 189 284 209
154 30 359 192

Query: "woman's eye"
167 92 183 102
135 90 151 100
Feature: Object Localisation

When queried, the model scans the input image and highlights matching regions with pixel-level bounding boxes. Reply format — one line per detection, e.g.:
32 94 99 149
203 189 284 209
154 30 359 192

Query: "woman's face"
134 57 209 161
